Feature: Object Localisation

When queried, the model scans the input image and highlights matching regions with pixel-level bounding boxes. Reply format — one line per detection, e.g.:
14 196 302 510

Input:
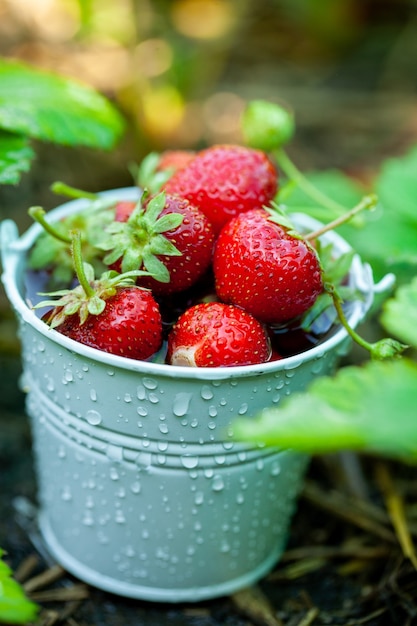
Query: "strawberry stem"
325 283 407 360
51 181 99 200
274 147 349 216
70 230 95 298
304 194 378 241
28 206 72 244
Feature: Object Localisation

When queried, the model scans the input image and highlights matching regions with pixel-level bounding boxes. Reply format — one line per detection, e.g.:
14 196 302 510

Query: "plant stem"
28 207 71 244
325 283 375 352
304 194 378 241
274 147 349 215
70 230 95 298
51 181 98 200
325 283 408 360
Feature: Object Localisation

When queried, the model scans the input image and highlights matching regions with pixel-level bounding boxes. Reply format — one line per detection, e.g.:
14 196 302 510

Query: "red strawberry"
163 145 278 234
156 150 196 173
166 301 272 367
37 232 163 361
114 200 136 222
213 208 323 325
100 191 215 296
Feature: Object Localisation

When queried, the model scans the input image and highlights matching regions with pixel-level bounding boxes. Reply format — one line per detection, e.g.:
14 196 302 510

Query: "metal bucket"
0 189 377 602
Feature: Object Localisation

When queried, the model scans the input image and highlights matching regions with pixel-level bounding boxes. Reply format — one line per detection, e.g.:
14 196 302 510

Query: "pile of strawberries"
29 144 326 368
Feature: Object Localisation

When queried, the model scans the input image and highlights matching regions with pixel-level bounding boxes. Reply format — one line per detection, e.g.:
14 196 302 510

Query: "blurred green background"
0 0 416 197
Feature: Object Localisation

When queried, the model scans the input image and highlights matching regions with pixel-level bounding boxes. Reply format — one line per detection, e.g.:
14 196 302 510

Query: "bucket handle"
0 219 20 272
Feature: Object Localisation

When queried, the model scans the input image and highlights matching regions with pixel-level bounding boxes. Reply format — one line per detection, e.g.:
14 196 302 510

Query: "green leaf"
143 192 166 225
0 549 39 624
0 59 125 149
149 234 181 256
0 130 34 185
377 145 417 226
381 277 417 349
337 146 417 280
153 213 184 234
142 252 170 283
283 169 365 224
233 359 417 461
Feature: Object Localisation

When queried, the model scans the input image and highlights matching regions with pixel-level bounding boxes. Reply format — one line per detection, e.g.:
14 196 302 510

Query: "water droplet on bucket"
64 370 74 383
201 385 214 400
61 486 72 501
312 359 324 374
194 491 204 505
82 512 94 526
208 406 217 418
271 461 281 476
86 410 102 425
212 475 224 492
181 454 199 469
89 388 97 402
130 481 141 494
173 392 192 417
143 378 158 390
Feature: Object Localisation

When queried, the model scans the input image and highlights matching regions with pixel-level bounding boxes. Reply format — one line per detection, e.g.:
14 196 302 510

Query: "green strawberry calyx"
98 190 184 284
27 203 114 285
35 230 150 328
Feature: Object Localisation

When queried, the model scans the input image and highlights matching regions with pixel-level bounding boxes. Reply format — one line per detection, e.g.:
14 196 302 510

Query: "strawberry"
166 301 272 367
213 208 323 325
100 191 215 296
37 232 163 361
162 145 278 234
156 150 195 173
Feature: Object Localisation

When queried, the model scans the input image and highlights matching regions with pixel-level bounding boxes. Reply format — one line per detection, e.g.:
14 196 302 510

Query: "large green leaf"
233 359 417 461
381 277 417 348
0 131 34 185
0 59 125 149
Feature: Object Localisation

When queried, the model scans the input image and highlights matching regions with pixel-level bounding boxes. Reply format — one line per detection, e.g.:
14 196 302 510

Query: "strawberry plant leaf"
283 169 365 224
380 277 417 348
0 549 39 624
337 146 417 280
233 358 417 461
377 145 417 226
0 59 125 149
0 131 34 185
